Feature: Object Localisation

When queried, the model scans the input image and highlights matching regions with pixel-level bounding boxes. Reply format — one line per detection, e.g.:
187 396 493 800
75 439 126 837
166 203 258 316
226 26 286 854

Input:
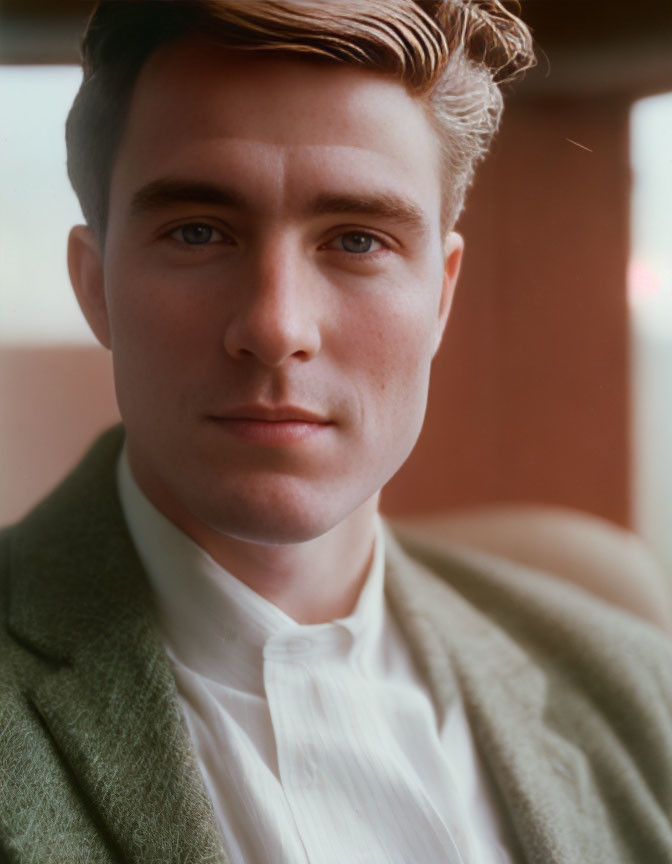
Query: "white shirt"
117 453 514 864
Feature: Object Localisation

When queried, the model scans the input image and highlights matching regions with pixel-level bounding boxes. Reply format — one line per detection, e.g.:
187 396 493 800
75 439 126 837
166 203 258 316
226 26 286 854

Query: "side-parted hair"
66 0 535 238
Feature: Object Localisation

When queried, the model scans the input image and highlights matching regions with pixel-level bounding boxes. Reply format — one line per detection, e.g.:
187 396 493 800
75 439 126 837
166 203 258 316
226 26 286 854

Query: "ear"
68 225 111 349
434 231 464 355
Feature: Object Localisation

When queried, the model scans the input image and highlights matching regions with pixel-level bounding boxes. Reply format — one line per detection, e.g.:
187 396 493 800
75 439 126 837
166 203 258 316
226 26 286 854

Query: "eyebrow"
128 177 430 236
129 179 244 218
311 192 430 237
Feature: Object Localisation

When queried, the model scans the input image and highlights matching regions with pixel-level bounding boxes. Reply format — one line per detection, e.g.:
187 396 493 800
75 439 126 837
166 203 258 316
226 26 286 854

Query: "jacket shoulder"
394 526 672 681
387 527 672 857
393 528 672 771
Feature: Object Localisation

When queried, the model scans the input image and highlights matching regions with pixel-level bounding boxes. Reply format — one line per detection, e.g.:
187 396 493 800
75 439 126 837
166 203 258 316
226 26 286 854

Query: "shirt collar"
116 448 386 695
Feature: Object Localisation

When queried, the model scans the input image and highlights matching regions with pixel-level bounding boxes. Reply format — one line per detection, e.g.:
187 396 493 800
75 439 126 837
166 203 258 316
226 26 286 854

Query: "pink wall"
383 97 631 525
0 345 120 525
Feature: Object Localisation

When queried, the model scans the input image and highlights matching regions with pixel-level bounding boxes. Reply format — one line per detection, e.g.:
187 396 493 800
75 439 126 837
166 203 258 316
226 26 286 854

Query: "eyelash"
167 223 227 247
323 231 388 255
163 222 392 256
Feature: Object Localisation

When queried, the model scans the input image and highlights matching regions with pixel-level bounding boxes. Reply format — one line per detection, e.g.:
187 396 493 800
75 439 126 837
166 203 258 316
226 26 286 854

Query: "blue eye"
338 233 381 254
172 224 221 245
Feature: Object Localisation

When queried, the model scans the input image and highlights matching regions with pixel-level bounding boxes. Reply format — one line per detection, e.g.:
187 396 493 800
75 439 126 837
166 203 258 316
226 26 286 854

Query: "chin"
211 518 331 547
187 483 355 547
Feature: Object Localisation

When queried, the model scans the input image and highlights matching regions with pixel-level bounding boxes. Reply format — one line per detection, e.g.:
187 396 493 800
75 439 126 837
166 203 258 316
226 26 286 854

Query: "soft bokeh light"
630 90 672 575
0 65 96 344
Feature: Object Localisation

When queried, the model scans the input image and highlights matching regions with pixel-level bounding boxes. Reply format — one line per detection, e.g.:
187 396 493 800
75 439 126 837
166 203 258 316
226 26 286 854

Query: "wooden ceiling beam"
1 0 671 99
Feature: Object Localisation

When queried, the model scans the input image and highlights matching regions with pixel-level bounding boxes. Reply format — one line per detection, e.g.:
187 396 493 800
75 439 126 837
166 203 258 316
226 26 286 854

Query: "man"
1 1 671 862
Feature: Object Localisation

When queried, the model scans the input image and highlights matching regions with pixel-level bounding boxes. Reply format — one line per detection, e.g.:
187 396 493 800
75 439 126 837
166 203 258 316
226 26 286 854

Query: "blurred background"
1 1 671 574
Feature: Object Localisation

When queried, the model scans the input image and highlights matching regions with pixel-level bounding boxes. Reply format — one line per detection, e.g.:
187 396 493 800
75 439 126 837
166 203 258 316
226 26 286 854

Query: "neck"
194 504 380 625
126 455 380 624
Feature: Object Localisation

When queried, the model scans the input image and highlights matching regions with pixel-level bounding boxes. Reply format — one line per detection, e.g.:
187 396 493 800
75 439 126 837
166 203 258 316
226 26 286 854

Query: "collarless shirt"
117 451 514 864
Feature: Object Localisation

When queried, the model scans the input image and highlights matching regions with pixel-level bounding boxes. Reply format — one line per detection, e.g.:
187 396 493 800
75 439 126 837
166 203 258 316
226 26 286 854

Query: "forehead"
109 37 443 224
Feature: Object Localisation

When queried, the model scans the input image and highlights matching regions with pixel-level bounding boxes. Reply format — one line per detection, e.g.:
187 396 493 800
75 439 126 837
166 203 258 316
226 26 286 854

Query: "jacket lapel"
7 428 228 863
383 527 620 864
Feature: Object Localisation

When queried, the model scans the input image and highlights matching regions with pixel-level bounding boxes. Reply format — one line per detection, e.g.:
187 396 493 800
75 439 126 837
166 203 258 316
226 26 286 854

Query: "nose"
223 238 322 366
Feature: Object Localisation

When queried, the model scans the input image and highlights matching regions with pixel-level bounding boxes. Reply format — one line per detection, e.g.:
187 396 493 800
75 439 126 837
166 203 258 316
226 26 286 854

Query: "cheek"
343 307 434 492
102 276 213 430
105 261 216 374
344 298 437 431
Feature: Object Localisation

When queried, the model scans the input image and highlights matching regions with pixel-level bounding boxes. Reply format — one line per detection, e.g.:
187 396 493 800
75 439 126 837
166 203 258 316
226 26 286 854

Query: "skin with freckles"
68 38 463 623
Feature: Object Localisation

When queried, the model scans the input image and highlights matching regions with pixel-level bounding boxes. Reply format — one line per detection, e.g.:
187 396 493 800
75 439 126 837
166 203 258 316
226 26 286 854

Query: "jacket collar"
7 426 228 863
384 526 619 863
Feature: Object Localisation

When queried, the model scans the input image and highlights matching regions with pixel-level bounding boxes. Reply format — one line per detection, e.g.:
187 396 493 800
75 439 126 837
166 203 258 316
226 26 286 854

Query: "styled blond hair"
66 0 534 236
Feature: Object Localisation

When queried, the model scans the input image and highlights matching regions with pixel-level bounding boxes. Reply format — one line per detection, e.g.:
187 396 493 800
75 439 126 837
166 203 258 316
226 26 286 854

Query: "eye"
170 223 224 245
333 232 385 254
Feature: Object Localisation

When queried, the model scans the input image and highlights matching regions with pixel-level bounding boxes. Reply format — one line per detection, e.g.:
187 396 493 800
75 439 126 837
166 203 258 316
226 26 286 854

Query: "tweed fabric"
0 429 228 864
386 531 672 862
1 426 672 862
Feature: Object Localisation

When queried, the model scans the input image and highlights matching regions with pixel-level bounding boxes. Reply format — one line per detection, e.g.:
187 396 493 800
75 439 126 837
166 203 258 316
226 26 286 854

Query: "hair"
65 0 535 238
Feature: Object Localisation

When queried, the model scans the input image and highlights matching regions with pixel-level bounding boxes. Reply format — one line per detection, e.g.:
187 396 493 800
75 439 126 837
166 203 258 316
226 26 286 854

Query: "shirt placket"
263 628 469 864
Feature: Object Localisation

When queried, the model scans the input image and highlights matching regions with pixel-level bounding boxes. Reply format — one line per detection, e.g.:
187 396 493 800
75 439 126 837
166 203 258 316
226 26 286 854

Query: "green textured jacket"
1 427 672 863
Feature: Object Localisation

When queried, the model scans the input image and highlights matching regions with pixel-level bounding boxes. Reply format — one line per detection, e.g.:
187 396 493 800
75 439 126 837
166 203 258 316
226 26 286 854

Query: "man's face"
73 38 462 546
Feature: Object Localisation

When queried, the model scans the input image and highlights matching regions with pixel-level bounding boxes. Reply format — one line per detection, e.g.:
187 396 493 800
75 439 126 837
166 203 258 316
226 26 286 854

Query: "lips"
214 405 330 423
208 405 333 446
